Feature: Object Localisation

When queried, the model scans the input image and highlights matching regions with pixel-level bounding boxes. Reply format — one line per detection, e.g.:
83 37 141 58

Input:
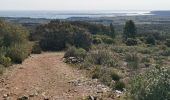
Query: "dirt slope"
0 52 111 100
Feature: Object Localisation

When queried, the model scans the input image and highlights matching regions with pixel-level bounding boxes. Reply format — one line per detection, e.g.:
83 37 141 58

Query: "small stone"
115 90 122 94
88 95 97 100
89 95 95 100
3 94 9 98
116 94 121 98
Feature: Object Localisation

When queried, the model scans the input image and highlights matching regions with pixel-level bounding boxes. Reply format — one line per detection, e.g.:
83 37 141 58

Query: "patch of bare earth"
0 52 112 100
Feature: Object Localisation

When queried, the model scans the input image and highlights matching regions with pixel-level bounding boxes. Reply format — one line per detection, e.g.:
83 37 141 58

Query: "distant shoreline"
0 10 170 19
0 10 152 19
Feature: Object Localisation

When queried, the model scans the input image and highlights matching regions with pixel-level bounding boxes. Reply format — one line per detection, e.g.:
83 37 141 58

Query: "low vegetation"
129 66 170 100
62 20 170 99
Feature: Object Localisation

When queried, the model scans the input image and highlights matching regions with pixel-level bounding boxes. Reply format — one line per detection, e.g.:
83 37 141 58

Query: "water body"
0 10 154 19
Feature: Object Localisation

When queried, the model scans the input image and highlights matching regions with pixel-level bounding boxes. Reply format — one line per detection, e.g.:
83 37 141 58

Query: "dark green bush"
165 39 170 47
146 35 156 45
31 43 42 54
73 30 92 50
37 21 92 51
111 72 120 81
115 81 126 91
125 38 138 46
92 37 102 44
160 49 170 56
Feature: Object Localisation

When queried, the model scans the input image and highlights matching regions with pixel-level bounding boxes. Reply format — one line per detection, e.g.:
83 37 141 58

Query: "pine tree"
110 23 115 38
123 20 137 39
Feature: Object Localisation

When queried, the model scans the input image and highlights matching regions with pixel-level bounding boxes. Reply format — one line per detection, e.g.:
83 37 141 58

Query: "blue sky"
0 0 170 11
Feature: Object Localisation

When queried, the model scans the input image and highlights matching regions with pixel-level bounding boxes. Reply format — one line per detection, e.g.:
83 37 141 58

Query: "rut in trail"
0 52 111 100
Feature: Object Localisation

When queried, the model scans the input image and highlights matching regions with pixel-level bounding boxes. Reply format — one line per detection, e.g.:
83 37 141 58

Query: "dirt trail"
0 52 111 100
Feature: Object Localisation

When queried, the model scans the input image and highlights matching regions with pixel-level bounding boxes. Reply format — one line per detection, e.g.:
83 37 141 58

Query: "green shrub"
127 61 139 69
160 49 170 56
99 72 113 86
125 53 140 69
139 48 152 54
92 72 100 79
38 21 92 51
130 66 170 100
85 50 114 66
111 71 120 81
0 55 11 67
92 37 102 44
92 35 115 44
125 53 140 62
115 81 126 91
125 38 138 46
31 43 42 54
146 35 156 45
165 39 170 47
73 31 92 50
92 67 113 85
6 43 32 63
0 20 31 64
64 46 87 59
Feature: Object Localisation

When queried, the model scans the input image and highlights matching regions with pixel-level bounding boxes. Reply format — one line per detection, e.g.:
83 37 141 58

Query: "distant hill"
151 11 170 16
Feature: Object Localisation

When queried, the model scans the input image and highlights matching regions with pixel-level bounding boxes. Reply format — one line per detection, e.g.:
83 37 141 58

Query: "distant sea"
0 10 169 19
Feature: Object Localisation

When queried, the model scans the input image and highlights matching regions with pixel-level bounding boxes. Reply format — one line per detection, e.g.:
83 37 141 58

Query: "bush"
160 49 170 56
125 53 140 62
92 37 102 44
31 43 42 54
0 55 11 67
130 66 170 100
64 46 87 59
146 35 156 45
0 19 31 64
85 50 115 66
92 67 113 86
38 21 92 51
73 31 92 50
114 81 126 91
125 53 140 69
165 39 170 47
92 35 115 44
111 72 120 81
6 43 32 63
125 38 138 46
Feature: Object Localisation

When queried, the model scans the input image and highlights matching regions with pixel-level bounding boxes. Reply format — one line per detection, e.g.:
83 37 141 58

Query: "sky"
0 0 170 11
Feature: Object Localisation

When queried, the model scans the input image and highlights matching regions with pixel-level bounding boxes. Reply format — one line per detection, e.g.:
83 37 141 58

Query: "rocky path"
0 52 111 100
